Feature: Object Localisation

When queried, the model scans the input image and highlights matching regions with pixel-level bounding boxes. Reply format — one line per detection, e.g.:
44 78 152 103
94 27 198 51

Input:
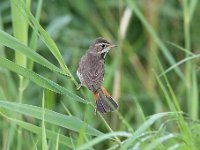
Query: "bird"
77 37 119 113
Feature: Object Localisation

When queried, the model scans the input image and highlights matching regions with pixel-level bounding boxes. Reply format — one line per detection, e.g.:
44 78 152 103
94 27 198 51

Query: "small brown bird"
77 37 118 113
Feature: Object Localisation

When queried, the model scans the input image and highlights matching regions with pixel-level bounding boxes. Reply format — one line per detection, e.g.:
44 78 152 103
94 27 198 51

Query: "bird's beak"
101 44 117 54
109 44 118 48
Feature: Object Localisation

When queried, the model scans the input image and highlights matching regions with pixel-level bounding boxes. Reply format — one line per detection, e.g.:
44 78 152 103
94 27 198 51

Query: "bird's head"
89 37 117 58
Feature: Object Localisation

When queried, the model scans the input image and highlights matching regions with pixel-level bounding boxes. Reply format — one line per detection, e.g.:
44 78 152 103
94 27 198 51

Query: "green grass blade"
11 0 28 68
5 117 75 148
162 73 195 148
27 0 43 71
76 121 87 147
127 0 184 80
189 0 198 19
28 14 68 75
0 100 102 136
135 113 176 136
121 112 179 149
9 0 79 88
11 1 30 149
42 91 48 150
0 12 4 56
159 54 200 77
0 30 65 75
155 72 177 111
146 134 178 150
190 68 198 120
0 57 86 103
77 132 131 150
29 0 43 50
167 42 195 56
55 130 60 150
16 0 78 86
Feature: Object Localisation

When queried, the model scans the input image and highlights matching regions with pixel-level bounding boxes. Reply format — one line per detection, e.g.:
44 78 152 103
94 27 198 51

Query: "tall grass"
0 0 199 149
11 0 30 149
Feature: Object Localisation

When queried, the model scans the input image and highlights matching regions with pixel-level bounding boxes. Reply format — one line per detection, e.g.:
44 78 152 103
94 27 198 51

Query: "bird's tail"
93 86 118 113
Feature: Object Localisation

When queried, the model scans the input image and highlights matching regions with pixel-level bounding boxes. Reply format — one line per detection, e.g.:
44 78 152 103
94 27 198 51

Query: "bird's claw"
76 84 82 90
94 107 97 115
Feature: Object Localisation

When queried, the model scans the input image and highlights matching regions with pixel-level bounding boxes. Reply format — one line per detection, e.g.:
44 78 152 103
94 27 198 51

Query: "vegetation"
0 0 199 149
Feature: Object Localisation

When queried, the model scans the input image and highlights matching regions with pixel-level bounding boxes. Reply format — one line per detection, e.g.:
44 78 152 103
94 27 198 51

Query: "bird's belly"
77 70 86 86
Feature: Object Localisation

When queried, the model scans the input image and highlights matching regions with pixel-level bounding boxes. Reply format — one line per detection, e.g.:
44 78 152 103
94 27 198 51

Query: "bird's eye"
101 44 105 48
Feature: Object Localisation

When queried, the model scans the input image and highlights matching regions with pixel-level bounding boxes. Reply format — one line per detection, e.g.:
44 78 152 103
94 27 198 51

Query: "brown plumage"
77 37 118 113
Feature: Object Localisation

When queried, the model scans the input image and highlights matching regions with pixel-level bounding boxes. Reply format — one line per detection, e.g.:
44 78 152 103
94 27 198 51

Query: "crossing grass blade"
0 57 86 104
11 0 29 68
127 0 184 80
120 113 175 149
14 0 78 86
0 30 65 75
146 134 178 150
10 1 30 149
159 54 200 77
167 42 195 56
27 0 43 79
0 100 102 136
2 116 75 148
77 132 131 150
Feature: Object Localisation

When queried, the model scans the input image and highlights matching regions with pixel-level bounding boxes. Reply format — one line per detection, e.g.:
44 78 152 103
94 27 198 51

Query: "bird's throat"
101 52 107 59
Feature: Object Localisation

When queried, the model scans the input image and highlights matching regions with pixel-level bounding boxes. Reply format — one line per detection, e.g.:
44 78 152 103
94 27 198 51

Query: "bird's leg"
94 107 97 115
92 84 101 92
76 84 82 90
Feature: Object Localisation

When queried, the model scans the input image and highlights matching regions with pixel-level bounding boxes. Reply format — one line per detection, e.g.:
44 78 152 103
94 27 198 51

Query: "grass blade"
42 91 48 150
0 57 86 103
11 0 29 68
146 134 178 150
121 112 180 149
159 54 200 77
127 0 184 80
190 68 199 120
11 1 30 149
55 130 60 150
27 0 43 71
167 42 195 56
0 100 102 136
4 116 75 148
0 30 65 75
77 132 131 150
16 0 78 86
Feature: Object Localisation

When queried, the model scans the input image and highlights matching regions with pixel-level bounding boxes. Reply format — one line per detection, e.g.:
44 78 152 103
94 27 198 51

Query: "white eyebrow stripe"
95 43 110 46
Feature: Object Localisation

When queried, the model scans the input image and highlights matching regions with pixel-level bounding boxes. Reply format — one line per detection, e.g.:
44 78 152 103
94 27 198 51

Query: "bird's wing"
82 53 104 91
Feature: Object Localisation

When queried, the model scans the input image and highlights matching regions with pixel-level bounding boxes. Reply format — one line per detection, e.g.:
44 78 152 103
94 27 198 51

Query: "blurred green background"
0 0 200 149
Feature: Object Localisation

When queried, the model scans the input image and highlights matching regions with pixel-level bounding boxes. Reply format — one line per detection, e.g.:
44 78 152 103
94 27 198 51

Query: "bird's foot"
76 84 82 90
94 107 97 115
